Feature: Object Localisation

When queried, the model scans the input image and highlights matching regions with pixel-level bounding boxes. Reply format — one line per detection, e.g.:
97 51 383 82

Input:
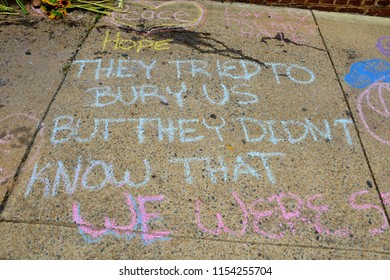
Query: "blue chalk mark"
77 195 170 245
344 59 390 89
78 227 137 244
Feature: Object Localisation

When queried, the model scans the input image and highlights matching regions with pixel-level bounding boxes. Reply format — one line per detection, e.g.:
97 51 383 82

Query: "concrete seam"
177 235 390 255
311 10 390 226
1 219 389 256
0 16 100 215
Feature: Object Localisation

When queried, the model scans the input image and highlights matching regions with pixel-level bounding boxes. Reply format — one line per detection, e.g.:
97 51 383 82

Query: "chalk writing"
73 193 171 244
24 157 151 197
344 39 390 145
344 59 390 89
237 117 353 145
381 192 390 206
196 191 248 236
357 82 390 145
377 36 390 57
50 116 219 144
50 116 354 146
71 187 390 244
196 189 389 239
170 152 285 185
287 10 311 22
73 59 316 85
102 31 173 52
0 113 44 186
223 7 317 44
349 190 389 235
85 84 256 108
18 8 386 249
73 59 156 80
170 60 315 84
109 1 206 32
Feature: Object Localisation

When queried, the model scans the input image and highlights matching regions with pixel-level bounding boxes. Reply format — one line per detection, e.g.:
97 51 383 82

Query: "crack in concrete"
0 219 389 256
1 13 388 258
311 11 390 227
177 235 390 256
0 17 101 215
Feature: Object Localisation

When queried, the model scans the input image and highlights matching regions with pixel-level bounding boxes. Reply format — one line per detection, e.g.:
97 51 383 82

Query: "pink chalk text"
223 7 317 44
196 190 390 239
73 193 170 244
357 82 390 145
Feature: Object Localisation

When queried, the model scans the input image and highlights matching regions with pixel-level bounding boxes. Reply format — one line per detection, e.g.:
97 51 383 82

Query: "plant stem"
16 0 28 14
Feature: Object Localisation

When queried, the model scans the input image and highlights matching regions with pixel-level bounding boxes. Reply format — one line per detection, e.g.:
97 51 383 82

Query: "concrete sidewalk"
0 0 389 259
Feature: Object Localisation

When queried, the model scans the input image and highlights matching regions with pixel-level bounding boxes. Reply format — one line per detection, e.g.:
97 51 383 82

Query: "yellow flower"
43 0 59 6
40 5 47 13
48 9 64 19
58 8 68 16
58 0 71 8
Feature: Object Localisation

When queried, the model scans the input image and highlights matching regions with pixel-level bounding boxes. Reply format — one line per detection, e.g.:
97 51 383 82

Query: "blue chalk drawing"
344 59 390 89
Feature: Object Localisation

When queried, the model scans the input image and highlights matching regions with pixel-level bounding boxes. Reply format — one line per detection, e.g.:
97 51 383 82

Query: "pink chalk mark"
72 193 138 239
253 23 272 38
137 195 171 243
264 9 283 20
269 192 303 235
0 134 15 144
269 193 303 220
249 197 284 239
306 194 349 237
381 192 390 206
357 82 390 145
0 135 15 157
350 190 389 235
195 191 248 236
224 14 315 44
289 33 310 45
252 10 264 18
366 82 390 117
287 9 311 22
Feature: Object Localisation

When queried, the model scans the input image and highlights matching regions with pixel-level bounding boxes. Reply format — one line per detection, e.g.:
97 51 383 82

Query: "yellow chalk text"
102 31 172 52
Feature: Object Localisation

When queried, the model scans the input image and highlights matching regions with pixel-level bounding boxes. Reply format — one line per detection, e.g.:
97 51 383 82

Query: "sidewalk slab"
313 11 390 210
1 1 389 259
0 12 95 203
0 222 389 259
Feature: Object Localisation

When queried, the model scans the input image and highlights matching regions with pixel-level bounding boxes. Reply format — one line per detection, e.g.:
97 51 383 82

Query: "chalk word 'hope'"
24 157 151 197
73 193 170 244
73 59 315 85
196 190 389 239
102 31 172 52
